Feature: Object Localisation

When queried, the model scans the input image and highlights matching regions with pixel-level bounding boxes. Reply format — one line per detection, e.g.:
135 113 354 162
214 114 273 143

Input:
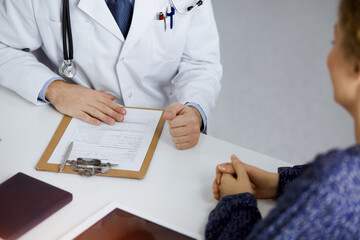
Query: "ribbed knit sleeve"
277 164 309 196
205 193 261 240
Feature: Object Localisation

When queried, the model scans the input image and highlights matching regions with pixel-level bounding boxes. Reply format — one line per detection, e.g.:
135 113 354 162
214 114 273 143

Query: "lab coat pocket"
150 19 184 62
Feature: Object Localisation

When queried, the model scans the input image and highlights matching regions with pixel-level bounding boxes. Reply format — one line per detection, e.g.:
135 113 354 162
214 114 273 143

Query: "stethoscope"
170 0 208 15
59 0 208 79
59 0 76 78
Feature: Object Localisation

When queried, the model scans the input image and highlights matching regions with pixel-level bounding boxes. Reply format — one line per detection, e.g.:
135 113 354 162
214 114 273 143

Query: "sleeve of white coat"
172 0 222 123
0 0 59 104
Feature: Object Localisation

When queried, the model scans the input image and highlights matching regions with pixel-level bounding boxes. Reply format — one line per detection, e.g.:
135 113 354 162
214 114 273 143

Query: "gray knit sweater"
206 145 360 240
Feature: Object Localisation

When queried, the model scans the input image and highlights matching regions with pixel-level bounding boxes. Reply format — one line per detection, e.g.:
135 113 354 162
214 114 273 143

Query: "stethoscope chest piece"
60 0 76 78
59 60 77 78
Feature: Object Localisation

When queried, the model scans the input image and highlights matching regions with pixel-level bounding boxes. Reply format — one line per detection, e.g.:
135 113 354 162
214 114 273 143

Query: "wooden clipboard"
36 107 165 179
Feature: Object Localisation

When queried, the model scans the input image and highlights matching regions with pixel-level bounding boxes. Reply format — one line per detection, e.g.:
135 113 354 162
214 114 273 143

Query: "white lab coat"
0 0 222 121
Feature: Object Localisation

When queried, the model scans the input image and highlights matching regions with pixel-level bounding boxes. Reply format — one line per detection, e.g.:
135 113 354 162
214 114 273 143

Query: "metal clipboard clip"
59 142 118 176
67 158 117 176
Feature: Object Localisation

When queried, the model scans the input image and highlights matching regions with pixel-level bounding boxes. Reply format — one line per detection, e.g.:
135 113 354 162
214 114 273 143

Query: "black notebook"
0 172 72 240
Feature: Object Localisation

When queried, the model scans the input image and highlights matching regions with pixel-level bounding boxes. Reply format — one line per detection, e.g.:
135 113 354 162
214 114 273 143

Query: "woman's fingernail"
219 166 226 171
117 115 123 121
121 109 126 114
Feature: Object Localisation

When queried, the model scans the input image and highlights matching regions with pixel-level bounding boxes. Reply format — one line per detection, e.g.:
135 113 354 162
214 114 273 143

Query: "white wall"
210 0 354 164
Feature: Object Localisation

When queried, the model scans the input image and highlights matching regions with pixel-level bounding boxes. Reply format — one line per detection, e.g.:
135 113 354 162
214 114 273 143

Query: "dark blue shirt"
206 145 360 240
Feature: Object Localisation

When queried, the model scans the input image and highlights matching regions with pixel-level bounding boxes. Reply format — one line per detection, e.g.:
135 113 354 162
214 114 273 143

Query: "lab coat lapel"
78 0 124 41
122 0 160 53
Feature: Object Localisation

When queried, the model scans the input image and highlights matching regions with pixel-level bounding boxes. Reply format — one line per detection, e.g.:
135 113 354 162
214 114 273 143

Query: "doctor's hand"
213 155 279 200
164 102 202 150
45 80 127 126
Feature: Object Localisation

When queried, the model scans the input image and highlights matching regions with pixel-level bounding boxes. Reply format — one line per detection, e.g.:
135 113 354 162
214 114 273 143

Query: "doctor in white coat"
0 0 222 150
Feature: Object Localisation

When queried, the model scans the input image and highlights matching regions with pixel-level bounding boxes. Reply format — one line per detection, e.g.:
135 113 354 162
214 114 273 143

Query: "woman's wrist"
268 173 279 198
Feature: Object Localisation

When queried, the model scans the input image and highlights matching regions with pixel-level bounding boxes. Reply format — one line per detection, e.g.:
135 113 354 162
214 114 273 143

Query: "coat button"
128 93 132 98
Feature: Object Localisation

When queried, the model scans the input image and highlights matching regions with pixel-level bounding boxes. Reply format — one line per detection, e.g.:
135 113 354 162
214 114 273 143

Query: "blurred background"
210 0 353 164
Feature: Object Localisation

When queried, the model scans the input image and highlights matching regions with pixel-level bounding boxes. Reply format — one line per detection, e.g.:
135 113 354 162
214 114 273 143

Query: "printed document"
48 108 163 171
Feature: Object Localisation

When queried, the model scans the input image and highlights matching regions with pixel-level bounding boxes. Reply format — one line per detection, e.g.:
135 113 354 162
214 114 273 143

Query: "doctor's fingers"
168 113 200 129
169 125 199 137
82 105 119 125
172 133 199 144
97 97 127 116
98 91 116 100
91 101 126 122
171 127 200 149
173 134 199 150
75 111 101 126
175 141 198 150
164 102 186 118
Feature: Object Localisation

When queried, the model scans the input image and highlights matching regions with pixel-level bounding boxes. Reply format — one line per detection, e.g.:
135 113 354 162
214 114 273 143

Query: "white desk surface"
0 86 292 240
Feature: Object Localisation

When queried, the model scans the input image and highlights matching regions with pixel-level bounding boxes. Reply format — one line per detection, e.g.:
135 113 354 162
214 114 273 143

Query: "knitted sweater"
205 145 360 240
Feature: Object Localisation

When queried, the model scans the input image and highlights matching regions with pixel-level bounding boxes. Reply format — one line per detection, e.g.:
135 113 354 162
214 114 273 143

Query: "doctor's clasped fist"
164 103 202 150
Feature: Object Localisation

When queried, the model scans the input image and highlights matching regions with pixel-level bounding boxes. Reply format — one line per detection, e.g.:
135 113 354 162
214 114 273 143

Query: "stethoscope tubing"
62 0 73 61
170 0 208 15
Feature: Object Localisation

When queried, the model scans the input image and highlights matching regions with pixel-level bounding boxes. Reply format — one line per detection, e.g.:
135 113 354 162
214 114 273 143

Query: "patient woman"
206 0 360 239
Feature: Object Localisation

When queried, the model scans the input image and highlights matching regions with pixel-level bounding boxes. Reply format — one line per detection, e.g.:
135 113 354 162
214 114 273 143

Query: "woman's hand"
213 155 279 200
217 155 255 199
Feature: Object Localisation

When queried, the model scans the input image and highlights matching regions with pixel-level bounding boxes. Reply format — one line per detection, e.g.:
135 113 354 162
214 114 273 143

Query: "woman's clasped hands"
213 155 280 200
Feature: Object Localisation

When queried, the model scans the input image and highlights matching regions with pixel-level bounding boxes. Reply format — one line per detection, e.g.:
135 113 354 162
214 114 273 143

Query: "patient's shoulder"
314 144 360 169
309 144 360 190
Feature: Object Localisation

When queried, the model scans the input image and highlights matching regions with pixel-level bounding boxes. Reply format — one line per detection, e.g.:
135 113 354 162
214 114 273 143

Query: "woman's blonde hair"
339 0 360 60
